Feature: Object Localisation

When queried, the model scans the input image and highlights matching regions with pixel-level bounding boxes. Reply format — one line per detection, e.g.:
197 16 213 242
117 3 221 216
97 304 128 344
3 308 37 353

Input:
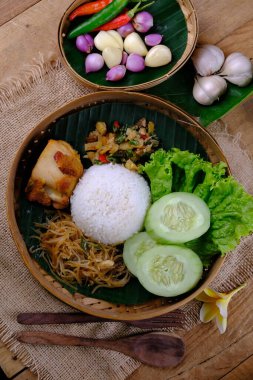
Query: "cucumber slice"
123 232 157 276
136 245 203 297
145 192 210 244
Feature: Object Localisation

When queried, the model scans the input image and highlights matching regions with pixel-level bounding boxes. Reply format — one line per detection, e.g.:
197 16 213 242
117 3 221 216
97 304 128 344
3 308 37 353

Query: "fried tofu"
25 139 83 209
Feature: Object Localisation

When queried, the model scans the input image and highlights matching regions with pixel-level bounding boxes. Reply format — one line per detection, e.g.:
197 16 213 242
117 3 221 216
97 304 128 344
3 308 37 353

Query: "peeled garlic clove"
193 75 227 105
145 45 172 67
94 31 123 51
192 44 225 76
102 47 122 69
107 30 123 50
219 52 253 87
124 32 148 56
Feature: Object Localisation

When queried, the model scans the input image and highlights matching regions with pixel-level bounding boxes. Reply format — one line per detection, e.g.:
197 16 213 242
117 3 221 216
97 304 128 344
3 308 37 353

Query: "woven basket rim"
6 91 228 320
58 0 199 91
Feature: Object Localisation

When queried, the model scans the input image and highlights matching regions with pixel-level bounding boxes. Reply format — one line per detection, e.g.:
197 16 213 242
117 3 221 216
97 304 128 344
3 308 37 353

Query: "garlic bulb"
102 47 122 69
193 75 227 105
219 52 253 87
192 44 225 76
94 31 123 51
124 32 148 56
145 45 172 67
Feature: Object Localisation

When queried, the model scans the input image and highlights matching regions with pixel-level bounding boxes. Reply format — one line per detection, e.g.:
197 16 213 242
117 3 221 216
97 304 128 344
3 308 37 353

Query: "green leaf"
206 177 253 254
148 62 253 126
139 149 173 202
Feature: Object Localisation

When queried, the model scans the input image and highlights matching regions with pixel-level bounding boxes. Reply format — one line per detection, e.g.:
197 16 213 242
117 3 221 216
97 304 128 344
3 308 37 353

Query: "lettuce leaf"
139 149 173 202
206 176 253 254
140 148 253 266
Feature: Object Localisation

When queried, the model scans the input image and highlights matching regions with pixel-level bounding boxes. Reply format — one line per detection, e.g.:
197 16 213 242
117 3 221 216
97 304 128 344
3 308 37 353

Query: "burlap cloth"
1 59 253 380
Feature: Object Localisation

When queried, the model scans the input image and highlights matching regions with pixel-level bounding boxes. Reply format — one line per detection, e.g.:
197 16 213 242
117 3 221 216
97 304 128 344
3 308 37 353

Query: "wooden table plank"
221 355 253 380
129 277 253 379
0 341 25 378
10 369 38 380
218 19 253 56
193 0 253 45
0 0 252 379
0 0 41 27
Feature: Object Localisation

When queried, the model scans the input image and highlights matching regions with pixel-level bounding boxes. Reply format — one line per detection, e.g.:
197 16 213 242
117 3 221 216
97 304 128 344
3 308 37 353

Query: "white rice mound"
70 164 151 245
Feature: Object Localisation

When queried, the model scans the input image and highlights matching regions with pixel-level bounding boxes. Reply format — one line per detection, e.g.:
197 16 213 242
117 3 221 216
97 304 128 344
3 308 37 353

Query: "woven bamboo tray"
7 91 229 320
58 0 198 91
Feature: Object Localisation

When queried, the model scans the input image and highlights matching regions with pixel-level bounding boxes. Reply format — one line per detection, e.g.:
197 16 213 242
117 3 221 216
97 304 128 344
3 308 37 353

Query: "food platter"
58 0 198 91
7 91 228 320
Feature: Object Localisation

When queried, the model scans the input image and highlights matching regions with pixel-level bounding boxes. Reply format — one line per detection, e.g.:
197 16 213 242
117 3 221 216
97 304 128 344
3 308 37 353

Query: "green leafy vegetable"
139 149 173 202
140 148 253 266
206 176 253 254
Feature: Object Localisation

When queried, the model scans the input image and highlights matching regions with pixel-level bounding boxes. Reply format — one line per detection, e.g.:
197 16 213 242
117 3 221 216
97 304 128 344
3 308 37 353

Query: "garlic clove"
193 75 227 106
107 30 124 50
102 47 123 69
94 31 123 51
222 73 252 87
192 44 225 76
123 32 148 56
219 52 253 87
145 45 172 67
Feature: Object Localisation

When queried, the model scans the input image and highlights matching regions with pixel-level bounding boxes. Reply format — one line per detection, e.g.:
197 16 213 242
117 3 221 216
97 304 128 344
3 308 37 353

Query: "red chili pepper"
94 1 154 31
99 154 109 163
94 10 131 31
69 0 113 21
113 120 120 128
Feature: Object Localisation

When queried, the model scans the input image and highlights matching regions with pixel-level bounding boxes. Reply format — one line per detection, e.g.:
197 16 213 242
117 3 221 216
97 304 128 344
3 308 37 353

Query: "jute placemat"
1 59 253 380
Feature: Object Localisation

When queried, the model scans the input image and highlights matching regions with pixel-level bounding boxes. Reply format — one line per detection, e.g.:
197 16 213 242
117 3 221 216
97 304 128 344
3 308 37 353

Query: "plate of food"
7 91 253 320
58 0 198 90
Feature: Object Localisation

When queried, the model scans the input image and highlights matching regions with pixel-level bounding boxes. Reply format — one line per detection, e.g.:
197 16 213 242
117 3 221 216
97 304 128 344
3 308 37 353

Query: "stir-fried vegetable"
84 118 159 169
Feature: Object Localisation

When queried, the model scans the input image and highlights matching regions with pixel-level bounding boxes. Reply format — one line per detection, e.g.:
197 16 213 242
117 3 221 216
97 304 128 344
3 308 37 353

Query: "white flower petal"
216 299 229 318
216 314 227 334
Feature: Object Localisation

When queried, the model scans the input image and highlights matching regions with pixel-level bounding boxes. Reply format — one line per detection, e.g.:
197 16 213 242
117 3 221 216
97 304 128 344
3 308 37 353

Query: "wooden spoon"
16 331 185 368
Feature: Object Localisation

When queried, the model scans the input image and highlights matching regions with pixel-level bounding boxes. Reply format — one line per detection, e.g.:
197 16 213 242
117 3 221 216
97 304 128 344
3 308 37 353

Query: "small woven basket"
7 91 228 320
58 0 198 91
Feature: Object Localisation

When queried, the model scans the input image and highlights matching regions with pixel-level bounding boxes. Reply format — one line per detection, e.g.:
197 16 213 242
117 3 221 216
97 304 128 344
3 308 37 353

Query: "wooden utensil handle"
17 312 107 325
16 331 98 347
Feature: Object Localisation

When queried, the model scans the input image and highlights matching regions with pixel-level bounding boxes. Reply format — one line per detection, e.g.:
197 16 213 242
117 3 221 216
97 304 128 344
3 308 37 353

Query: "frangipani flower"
196 283 246 334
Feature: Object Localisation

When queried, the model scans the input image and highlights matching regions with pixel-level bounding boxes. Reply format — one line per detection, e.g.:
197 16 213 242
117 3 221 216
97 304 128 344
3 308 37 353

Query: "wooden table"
1 1 253 379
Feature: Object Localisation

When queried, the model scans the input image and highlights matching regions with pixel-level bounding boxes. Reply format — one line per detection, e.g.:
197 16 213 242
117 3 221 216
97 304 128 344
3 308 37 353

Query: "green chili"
68 0 129 39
